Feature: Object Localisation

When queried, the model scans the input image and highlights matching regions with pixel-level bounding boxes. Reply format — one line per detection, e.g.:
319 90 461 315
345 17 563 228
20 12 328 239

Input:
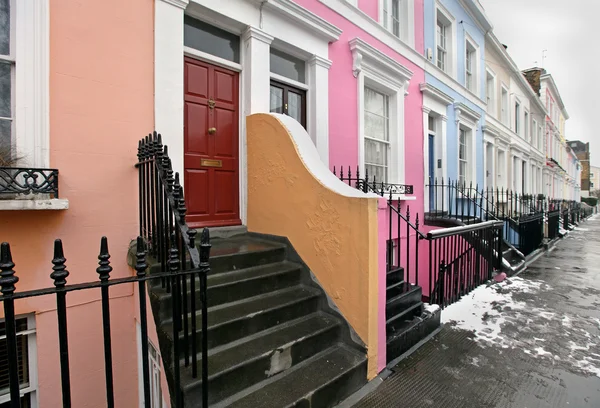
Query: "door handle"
208 127 217 135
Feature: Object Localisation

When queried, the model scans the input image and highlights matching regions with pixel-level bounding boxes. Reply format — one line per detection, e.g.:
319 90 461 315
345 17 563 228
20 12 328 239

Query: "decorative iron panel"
0 167 59 198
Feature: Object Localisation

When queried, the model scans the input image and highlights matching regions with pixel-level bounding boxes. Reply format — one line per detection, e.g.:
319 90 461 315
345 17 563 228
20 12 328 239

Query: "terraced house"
0 0 584 407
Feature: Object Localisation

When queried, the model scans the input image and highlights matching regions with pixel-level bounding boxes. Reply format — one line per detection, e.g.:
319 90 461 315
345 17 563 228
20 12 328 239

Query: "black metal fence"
0 167 59 198
137 132 209 408
386 201 503 309
0 233 210 408
427 221 503 308
516 213 544 256
333 166 413 195
426 179 545 222
547 210 560 240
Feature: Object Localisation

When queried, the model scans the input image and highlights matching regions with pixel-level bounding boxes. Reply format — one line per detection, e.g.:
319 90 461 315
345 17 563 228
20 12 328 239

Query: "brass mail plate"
201 159 223 168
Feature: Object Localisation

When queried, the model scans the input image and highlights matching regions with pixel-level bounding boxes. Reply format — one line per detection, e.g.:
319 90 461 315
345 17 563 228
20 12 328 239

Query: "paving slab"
353 214 600 408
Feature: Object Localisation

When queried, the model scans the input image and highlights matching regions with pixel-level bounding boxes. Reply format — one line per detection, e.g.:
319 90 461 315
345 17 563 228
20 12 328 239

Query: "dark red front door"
184 57 240 228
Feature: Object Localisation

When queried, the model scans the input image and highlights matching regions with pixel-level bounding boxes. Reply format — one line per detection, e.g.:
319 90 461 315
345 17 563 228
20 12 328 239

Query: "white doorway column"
308 56 332 166
242 27 274 115
154 0 188 179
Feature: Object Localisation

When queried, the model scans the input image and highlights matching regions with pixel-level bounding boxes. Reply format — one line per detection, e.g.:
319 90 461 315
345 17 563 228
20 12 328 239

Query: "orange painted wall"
0 0 153 406
246 114 381 379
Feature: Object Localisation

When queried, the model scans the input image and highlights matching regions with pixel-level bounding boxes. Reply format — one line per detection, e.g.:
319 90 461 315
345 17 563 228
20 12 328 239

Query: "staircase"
147 231 368 407
385 266 441 364
424 214 525 274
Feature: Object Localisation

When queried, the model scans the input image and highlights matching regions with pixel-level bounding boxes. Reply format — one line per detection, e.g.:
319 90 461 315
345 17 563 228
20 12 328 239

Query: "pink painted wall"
0 0 154 406
294 0 426 370
358 0 379 20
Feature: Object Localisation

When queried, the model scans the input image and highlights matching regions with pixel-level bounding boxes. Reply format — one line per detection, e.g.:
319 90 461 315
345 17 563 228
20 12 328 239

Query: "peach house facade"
0 0 495 407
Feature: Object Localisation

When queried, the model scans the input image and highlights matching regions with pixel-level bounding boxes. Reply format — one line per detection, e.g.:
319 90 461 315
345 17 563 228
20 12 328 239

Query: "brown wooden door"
184 57 240 228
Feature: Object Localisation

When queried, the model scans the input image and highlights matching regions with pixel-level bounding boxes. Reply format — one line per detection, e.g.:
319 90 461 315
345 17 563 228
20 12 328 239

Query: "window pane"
184 16 240 63
364 87 389 141
287 91 302 124
0 61 10 118
365 139 388 167
270 48 305 83
428 116 435 132
0 0 8 56
0 119 10 164
366 164 387 183
269 86 284 114
365 112 386 141
364 88 386 115
392 0 400 37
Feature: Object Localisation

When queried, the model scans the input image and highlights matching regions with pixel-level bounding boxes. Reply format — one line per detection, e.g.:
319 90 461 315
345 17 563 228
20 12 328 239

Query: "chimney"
522 68 543 97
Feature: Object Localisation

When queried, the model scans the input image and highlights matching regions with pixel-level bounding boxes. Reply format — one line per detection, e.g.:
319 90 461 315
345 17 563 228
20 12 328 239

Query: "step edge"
162 286 322 336
152 262 302 301
180 317 342 389
385 284 420 305
385 302 423 326
213 344 365 408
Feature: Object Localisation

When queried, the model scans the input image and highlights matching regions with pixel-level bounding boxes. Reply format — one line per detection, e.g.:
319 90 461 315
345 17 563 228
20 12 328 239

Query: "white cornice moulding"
308 55 333 69
249 0 342 42
319 0 421 64
350 38 413 86
242 26 274 44
420 83 454 106
159 0 189 9
454 102 481 125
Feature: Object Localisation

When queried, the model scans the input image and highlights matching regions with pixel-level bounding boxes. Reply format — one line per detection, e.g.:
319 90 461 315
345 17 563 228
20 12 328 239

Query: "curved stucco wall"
247 113 381 378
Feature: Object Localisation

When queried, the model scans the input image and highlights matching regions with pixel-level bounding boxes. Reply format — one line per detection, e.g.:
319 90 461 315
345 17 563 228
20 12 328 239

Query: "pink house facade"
0 0 494 407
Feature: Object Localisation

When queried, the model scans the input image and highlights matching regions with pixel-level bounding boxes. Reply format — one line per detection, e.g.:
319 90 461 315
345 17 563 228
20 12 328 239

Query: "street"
354 214 600 407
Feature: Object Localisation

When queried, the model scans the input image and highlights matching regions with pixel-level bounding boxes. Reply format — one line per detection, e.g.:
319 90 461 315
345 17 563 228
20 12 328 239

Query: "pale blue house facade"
421 0 492 212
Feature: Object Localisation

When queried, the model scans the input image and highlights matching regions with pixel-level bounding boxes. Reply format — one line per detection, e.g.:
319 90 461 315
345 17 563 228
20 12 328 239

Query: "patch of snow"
573 227 589 231
535 347 551 356
441 274 600 377
424 303 440 314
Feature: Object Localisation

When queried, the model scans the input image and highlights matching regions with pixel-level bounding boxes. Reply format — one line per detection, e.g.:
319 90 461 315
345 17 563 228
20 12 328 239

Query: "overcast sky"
479 0 598 166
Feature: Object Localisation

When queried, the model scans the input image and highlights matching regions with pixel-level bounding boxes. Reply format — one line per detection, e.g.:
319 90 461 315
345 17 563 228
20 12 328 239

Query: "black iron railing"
386 203 426 286
547 210 560 240
426 179 545 222
427 220 503 308
136 132 208 408
0 167 59 198
333 166 413 196
386 200 503 309
0 233 210 408
516 213 544 256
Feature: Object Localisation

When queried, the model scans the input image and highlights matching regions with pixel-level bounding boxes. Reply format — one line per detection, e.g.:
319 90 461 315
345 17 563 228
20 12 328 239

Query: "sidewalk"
353 215 600 407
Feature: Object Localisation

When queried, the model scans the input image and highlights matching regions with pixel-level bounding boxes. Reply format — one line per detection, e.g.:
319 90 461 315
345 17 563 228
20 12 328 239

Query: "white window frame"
501 84 509 125
454 103 479 186
514 99 521 135
351 38 412 186
532 118 538 148
0 314 38 407
1 0 50 168
464 36 478 95
485 68 496 115
524 109 529 142
434 4 455 77
363 86 391 182
379 0 415 47
458 127 469 185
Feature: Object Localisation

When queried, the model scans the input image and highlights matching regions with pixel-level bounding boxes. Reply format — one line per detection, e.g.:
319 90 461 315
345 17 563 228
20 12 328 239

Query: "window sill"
0 198 69 211
391 194 417 201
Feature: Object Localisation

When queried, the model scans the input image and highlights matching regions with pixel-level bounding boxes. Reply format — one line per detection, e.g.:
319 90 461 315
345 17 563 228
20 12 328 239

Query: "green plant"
0 138 22 167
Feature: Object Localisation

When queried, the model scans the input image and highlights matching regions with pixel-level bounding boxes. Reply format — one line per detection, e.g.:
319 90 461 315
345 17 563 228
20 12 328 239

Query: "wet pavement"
354 214 600 408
